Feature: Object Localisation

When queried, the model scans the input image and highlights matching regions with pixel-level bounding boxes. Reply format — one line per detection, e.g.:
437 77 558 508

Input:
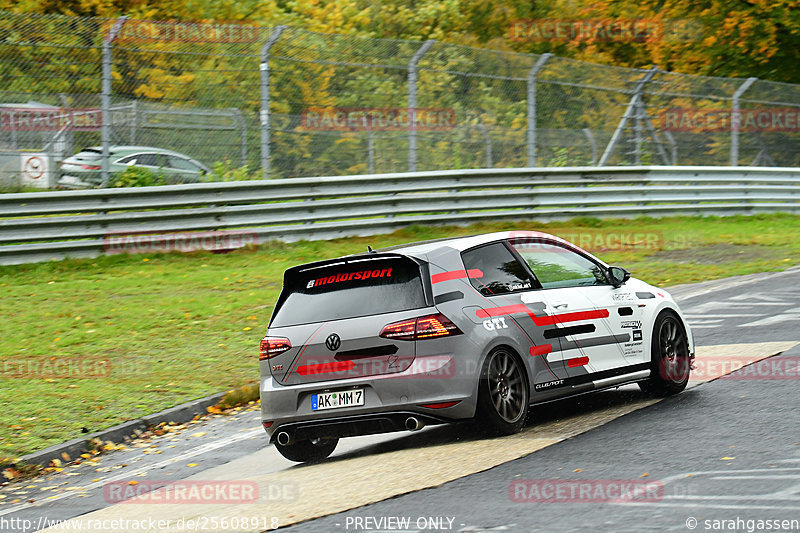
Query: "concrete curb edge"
15 391 227 468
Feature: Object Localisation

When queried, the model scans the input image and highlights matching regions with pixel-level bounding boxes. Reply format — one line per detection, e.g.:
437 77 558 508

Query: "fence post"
476 123 493 168
598 66 657 166
100 16 127 188
731 77 757 166
582 128 597 165
408 39 435 172
367 129 375 174
260 26 286 179
527 53 551 167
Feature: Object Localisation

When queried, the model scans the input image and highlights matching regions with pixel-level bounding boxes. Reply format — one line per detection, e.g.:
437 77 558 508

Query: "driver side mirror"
607 266 630 287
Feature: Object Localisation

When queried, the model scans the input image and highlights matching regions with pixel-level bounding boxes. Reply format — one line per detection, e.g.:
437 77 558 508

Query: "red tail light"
259 336 291 360
380 313 462 341
80 164 102 170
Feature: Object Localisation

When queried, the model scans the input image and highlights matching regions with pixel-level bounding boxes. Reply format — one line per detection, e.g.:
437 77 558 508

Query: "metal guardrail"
2 166 800 265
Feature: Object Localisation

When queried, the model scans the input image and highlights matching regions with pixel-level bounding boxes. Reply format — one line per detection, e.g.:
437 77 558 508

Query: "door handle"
550 302 569 309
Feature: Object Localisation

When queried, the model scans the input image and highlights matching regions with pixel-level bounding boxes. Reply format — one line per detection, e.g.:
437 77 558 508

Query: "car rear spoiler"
268 253 434 327
282 252 425 282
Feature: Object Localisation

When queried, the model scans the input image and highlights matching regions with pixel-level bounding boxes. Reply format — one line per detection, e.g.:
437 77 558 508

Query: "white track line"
0 428 263 517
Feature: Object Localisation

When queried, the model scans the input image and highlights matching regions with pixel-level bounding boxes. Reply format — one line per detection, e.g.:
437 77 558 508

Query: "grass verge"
1 213 799 460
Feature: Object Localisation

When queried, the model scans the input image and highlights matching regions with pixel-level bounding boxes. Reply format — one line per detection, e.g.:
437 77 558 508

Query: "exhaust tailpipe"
276 431 293 446
405 416 424 431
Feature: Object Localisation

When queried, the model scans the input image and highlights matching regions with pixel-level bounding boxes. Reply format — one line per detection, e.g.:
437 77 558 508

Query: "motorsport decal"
611 292 634 301
620 320 642 329
307 268 392 288
623 330 644 357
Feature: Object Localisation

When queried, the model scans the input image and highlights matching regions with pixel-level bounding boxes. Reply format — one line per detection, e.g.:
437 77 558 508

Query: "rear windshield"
74 150 102 161
270 257 426 327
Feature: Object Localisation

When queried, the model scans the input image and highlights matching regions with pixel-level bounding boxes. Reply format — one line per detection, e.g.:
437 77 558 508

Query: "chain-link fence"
2 11 800 190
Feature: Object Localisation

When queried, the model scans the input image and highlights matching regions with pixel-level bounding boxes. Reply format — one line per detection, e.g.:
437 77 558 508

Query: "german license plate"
312 389 364 411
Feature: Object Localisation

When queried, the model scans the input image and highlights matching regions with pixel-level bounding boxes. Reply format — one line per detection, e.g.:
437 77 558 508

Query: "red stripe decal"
476 304 530 318
296 360 355 376
431 269 484 284
476 306 609 326
567 356 590 368
538 309 610 326
529 344 553 357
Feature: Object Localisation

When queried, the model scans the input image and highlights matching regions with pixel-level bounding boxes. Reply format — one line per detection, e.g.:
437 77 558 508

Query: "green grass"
1 213 800 461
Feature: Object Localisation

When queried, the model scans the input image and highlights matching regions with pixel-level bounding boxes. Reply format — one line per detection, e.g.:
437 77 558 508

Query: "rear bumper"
58 174 100 189
266 411 451 443
260 361 479 440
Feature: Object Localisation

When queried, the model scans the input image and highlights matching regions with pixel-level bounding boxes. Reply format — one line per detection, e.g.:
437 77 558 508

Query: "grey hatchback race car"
260 231 694 462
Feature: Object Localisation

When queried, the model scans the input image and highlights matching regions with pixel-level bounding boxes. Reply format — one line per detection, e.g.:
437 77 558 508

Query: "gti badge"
325 333 341 351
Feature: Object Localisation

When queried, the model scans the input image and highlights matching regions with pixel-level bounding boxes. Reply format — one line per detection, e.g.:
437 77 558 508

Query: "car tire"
274 437 338 463
639 311 691 396
475 347 529 435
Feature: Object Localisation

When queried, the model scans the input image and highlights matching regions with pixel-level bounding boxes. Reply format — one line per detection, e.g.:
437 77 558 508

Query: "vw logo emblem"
325 333 341 351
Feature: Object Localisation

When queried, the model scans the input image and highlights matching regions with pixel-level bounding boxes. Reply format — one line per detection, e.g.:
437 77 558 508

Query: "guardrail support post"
260 26 286 179
100 16 127 188
527 53 551 167
599 66 657 166
408 39 435 172
731 77 757 166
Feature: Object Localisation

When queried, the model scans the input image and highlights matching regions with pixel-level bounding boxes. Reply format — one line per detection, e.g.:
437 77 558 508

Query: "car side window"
167 156 202 172
116 155 137 165
510 240 608 289
136 153 167 167
461 242 534 296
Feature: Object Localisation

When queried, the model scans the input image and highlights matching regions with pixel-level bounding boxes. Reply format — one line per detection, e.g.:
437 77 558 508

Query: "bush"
112 166 166 187
208 159 258 182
